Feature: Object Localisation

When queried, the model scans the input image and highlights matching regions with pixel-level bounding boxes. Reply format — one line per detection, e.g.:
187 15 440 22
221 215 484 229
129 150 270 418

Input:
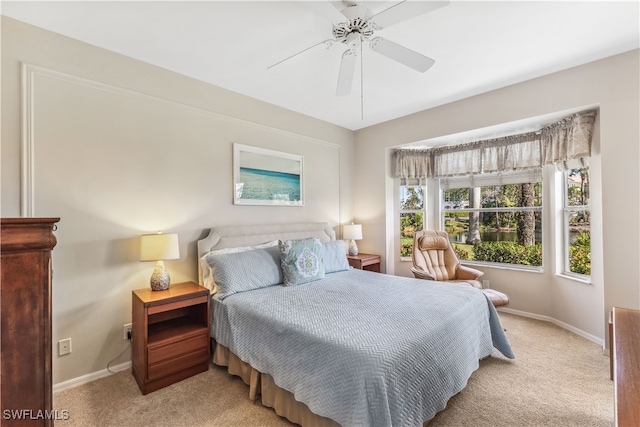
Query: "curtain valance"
394 110 597 181
541 110 596 169
394 149 432 183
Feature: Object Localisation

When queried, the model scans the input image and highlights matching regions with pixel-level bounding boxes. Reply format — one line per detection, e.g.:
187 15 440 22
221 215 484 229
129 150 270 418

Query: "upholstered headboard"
197 222 336 285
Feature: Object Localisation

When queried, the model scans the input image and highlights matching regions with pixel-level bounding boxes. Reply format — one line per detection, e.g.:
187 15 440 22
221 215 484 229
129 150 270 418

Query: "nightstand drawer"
148 347 209 380
147 334 209 380
148 331 208 366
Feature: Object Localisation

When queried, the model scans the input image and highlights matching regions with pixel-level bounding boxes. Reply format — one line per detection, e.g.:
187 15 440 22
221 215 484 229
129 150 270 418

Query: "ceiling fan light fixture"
345 32 361 49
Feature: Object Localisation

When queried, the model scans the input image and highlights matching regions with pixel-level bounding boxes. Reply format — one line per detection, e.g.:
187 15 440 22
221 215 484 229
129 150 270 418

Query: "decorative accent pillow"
204 245 283 299
322 240 350 273
279 237 325 286
200 241 278 293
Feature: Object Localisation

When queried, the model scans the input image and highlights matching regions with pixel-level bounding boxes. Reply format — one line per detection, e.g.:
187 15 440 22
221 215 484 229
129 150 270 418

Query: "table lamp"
140 232 180 291
343 223 362 256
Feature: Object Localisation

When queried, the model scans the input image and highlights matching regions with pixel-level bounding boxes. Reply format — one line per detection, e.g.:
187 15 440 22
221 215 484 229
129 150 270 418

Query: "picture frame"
233 143 304 206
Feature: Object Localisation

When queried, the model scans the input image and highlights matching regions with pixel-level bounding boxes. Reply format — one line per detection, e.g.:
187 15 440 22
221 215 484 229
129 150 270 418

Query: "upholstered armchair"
410 230 509 307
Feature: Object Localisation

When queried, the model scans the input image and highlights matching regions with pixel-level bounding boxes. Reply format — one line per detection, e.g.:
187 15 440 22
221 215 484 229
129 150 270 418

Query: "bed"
197 222 513 427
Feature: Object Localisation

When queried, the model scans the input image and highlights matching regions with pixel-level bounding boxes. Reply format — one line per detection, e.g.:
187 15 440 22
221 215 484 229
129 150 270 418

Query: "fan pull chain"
360 41 364 120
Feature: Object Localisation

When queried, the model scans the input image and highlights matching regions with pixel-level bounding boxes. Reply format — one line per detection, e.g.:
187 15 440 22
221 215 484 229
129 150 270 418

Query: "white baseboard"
53 361 131 393
498 307 605 348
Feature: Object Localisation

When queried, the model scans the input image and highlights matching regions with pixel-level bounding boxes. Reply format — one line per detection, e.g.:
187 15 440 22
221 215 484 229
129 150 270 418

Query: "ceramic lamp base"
348 240 359 256
150 260 170 291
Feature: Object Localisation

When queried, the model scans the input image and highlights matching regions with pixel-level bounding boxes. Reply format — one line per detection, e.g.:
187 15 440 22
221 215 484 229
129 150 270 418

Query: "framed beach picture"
233 143 304 206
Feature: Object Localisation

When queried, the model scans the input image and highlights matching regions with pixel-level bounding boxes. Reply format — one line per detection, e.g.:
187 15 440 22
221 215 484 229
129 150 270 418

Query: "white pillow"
199 240 278 293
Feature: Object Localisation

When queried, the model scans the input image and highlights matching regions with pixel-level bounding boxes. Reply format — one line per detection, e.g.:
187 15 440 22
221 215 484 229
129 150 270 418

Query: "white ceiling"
2 1 639 131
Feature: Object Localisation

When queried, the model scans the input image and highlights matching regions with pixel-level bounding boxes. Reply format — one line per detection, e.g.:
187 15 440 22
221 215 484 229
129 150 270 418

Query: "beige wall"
1 17 355 384
354 49 640 345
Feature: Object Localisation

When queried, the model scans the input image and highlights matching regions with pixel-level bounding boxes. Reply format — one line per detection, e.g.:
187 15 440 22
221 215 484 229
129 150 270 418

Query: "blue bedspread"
212 269 513 427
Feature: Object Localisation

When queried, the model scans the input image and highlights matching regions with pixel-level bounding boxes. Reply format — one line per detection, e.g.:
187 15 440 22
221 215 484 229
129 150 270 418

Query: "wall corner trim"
21 62 36 217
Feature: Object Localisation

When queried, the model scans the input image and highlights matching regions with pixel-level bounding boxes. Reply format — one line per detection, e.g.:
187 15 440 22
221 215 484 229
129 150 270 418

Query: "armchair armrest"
456 264 484 280
411 267 436 281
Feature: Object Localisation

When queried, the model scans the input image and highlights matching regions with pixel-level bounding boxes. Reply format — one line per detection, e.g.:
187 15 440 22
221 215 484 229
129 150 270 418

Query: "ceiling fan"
268 0 449 98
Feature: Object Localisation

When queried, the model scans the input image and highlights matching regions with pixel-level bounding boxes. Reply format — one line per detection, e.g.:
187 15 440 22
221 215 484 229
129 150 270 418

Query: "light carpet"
54 313 613 426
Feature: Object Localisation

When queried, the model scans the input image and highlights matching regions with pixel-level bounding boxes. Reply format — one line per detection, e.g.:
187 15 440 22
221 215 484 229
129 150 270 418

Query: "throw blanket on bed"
212 269 513 427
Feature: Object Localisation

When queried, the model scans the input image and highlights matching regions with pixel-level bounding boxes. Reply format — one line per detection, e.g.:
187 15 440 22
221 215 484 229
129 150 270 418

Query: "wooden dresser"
1 218 59 426
611 307 640 427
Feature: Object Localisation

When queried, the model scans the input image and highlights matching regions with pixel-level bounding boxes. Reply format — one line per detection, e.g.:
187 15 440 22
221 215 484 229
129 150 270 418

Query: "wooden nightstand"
132 281 210 394
347 253 381 272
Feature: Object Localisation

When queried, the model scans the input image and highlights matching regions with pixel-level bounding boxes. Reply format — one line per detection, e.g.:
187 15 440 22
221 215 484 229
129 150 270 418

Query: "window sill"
557 272 592 285
461 261 544 274
400 258 543 274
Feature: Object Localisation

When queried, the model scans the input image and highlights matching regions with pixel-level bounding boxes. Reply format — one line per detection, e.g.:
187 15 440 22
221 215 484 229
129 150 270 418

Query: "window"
564 168 590 276
394 111 596 277
399 186 424 260
442 170 543 268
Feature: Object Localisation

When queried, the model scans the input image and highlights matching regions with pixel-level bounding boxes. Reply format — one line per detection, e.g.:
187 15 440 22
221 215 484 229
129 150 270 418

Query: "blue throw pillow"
206 246 283 299
323 240 350 273
279 237 325 286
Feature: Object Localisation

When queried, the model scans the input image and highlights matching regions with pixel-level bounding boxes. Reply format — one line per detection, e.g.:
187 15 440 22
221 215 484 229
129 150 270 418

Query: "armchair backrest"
411 230 460 281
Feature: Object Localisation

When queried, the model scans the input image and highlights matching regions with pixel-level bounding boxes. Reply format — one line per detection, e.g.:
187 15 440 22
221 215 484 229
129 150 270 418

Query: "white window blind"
441 169 543 190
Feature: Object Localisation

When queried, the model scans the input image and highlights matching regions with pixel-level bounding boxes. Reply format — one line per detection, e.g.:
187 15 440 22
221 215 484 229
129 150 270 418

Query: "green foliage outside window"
452 245 470 260
400 212 423 258
400 186 424 258
472 241 542 266
569 232 591 275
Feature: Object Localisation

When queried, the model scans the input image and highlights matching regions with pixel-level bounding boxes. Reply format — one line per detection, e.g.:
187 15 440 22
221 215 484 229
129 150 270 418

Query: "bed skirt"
212 342 340 427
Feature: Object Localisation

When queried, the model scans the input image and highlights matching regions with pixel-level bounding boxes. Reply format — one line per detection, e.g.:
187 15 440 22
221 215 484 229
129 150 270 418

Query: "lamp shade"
343 224 363 241
140 233 180 261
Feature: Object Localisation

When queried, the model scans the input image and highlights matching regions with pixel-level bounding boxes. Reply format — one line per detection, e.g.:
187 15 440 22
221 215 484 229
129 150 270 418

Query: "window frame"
562 168 591 278
399 184 426 262
439 170 544 271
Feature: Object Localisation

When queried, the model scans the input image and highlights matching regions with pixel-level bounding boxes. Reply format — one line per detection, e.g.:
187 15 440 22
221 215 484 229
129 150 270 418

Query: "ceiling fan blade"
336 50 357 96
370 0 449 29
369 37 435 73
298 0 348 24
267 39 335 70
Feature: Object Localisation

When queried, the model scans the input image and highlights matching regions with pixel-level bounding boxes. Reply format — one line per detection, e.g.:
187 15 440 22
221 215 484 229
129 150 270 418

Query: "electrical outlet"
123 323 132 340
58 338 72 356
482 280 490 289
